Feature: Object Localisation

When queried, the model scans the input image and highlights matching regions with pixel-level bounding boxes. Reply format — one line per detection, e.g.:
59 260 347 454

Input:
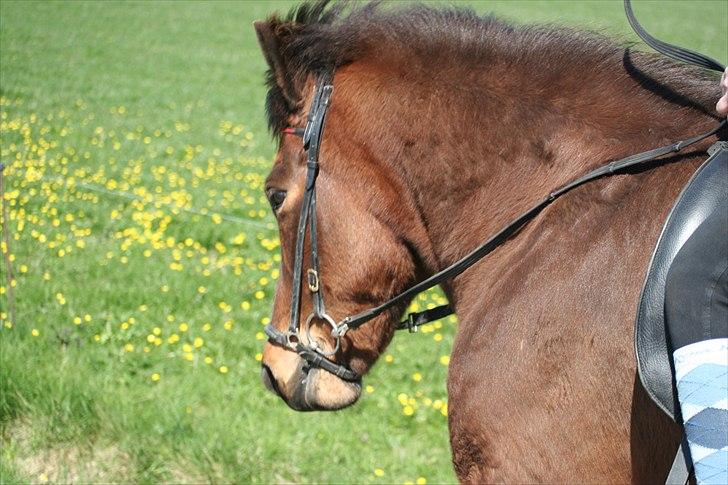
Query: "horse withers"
254 2 725 481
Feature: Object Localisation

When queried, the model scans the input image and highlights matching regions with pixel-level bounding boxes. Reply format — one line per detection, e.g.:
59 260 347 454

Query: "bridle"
262 71 361 380
263 0 726 383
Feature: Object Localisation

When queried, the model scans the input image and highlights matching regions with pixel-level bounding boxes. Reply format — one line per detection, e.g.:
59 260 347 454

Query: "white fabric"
673 338 728 382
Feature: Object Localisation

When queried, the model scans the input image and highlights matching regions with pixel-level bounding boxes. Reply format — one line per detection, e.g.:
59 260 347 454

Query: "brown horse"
255 2 724 482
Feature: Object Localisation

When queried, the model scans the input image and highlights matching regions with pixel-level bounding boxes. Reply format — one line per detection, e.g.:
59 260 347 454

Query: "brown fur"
256 1 726 481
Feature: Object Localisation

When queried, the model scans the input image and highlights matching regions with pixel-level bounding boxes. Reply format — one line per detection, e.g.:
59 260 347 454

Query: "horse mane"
261 0 720 134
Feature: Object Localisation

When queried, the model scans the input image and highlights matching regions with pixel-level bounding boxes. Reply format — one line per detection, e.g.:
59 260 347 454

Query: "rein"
264 0 726 382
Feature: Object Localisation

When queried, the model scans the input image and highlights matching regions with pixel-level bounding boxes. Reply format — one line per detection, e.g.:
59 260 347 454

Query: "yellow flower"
441 402 448 417
255 353 262 362
384 354 394 363
178 322 188 332
151 373 161 382
204 356 213 364
403 405 414 416
412 372 422 382
433 333 443 342
365 385 374 394
255 332 265 341
218 365 228 374
73 316 82 325
202 323 211 332
31 328 39 337
223 320 233 330
374 468 384 477
416 478 427 485
182 343 192 353
193 337 204 348
84 314 91 322
240 301 251 311
124 343 134 352
197 286 206 294
254 290 265 300
440 355 450 366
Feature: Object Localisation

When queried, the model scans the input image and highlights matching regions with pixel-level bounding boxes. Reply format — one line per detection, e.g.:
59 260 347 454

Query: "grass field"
1 1 725 483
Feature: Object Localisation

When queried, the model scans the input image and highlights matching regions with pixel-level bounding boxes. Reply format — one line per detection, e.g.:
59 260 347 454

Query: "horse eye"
266 189 287 212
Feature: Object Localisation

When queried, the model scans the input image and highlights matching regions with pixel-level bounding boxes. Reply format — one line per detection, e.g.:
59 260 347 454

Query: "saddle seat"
635 141 727 420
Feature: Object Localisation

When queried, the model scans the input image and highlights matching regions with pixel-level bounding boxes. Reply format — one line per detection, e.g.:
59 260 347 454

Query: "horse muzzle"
261 358 361 412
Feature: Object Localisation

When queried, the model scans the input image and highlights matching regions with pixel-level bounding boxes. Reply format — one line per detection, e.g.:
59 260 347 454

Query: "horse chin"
292 367 362 412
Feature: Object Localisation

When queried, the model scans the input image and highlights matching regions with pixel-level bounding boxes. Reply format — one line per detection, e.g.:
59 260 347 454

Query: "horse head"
254 5 435 411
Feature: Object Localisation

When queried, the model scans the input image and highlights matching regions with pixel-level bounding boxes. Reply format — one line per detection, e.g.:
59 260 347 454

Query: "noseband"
264 1 726 382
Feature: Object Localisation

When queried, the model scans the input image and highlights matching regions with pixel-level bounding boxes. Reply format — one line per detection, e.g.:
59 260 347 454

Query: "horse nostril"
261 364 281 397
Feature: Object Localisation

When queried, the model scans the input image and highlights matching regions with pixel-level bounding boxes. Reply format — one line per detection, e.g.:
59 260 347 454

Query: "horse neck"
333 53 719 290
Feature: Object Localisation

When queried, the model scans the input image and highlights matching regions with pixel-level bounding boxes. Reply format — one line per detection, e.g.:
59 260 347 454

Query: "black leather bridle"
264 0 726 383
262 71 361 380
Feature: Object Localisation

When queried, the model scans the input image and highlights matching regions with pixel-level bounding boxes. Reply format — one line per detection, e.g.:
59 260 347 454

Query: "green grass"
0 1 725 483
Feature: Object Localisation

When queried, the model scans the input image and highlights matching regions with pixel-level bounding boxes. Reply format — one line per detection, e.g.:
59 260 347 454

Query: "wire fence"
43 174 276 230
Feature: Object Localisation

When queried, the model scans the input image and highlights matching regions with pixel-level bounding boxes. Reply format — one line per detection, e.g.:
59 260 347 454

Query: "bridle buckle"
307 268 319 292
406 313 419 333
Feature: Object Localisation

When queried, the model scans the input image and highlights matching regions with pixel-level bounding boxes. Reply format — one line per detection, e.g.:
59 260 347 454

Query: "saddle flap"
635 141 728 420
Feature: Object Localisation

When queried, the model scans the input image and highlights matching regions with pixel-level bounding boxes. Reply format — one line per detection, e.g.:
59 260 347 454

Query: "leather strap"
397 305 455 332
625 0 724 72
335 119 726 336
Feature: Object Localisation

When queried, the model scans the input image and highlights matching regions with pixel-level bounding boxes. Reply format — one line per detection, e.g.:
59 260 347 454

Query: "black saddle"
635 141 728 420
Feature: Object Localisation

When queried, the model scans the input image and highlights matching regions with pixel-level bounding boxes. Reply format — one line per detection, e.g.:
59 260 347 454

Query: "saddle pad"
635 141 728 420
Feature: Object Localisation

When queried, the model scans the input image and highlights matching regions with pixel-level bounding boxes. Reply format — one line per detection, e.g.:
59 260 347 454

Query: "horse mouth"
261 361 362 412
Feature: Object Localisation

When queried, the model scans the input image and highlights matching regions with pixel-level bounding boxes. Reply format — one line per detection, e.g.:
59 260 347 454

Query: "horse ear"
254 20 299 109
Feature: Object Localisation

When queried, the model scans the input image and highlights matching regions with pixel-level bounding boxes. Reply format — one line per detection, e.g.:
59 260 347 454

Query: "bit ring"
303 312 340 356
